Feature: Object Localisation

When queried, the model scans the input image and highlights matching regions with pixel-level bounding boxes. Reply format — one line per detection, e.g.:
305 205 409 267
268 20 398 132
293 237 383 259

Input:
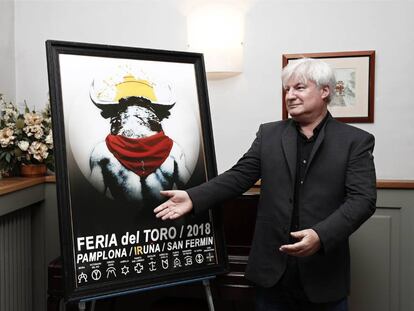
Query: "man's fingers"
157 207 173 219
279 229 320 257
160 190 175 198
279 243 308 257
154 190 191 221
279 241 304 253
154 201 183 220
161 211 172 220
279 231 307 253
155 202 178 218
153 202 166 213
170 213 181 220
155 207 170 219
153 200 172 213
290 230 306 239
161 209 179 220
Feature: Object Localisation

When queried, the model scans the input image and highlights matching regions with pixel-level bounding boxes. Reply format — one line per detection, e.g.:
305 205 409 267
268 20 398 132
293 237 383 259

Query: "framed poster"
282 51 375 123
46 40 227 302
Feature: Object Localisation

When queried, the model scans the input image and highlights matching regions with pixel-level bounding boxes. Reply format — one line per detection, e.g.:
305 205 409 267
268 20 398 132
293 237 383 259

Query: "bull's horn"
89 81 118 108
152 101 176 108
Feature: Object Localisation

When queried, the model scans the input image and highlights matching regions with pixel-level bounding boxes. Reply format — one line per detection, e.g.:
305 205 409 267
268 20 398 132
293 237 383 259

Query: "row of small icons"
78 252 215 284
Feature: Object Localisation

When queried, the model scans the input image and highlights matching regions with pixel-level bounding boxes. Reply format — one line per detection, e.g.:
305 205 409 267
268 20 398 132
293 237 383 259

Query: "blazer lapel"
281 120 297 183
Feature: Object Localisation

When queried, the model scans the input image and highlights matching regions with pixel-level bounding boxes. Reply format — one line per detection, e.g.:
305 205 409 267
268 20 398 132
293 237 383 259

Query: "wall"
209 0 414 179
13 0 414 179
0 0 15 101
14 0 187 109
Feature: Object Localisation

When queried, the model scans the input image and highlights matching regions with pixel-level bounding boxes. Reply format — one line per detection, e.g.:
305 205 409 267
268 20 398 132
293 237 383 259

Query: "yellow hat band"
114 75 157 102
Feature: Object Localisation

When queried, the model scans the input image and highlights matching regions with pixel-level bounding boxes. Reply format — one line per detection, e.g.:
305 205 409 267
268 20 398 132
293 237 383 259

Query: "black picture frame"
46 40 228 302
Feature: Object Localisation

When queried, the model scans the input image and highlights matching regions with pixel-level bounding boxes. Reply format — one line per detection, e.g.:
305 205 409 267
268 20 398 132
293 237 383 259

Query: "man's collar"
294 111 331 136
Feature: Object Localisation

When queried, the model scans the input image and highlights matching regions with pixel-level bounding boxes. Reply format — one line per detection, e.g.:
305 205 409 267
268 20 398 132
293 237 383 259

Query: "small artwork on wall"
282 50 375 123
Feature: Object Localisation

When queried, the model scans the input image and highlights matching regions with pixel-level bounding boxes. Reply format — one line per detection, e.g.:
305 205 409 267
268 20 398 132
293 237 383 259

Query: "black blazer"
187 114 377 303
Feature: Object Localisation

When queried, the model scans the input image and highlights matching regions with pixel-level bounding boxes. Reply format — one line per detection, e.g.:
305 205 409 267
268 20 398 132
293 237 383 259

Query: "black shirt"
291 114 328 234
276 113 329 301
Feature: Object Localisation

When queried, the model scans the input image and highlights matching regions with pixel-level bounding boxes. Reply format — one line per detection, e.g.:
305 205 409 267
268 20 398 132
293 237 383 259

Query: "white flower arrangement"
0 93 54 176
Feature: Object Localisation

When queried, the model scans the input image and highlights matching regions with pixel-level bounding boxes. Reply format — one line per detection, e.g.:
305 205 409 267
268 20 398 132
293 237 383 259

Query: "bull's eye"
110 116 123 135
148 120 162 132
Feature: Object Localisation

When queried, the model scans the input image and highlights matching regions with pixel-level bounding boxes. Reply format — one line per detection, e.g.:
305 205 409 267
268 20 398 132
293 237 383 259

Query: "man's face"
284 77 329 123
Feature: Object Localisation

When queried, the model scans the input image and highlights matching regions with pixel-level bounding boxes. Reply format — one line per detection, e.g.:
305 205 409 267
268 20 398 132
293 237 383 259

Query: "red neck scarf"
105 131 173 178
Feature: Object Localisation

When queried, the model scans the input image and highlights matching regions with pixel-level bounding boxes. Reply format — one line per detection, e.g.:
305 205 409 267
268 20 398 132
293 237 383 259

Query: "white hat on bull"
90 73 175 109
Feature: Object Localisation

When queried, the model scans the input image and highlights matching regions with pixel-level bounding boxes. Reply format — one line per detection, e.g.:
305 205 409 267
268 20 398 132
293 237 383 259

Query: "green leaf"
16 118 25 129
5 153 11 163
14 147 22 157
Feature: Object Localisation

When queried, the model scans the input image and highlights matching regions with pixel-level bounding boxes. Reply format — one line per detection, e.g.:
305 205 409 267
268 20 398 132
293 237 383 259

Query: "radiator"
0 207 32 311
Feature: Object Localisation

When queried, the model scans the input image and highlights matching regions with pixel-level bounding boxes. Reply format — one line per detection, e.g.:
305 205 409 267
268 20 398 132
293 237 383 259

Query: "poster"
46 41 227 301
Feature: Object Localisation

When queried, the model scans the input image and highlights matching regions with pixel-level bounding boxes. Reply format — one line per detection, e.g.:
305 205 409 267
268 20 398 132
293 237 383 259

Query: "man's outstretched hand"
154 190 193 220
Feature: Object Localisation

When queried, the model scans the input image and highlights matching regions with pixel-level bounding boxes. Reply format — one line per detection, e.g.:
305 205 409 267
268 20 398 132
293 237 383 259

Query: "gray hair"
281 58 336 104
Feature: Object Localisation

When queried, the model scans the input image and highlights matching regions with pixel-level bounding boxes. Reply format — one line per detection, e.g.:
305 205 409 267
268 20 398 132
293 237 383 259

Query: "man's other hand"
154 190 193 220
279 229 321 257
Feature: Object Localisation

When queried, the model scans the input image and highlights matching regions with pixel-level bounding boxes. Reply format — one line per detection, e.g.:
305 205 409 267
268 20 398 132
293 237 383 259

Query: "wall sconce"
187 3 244 79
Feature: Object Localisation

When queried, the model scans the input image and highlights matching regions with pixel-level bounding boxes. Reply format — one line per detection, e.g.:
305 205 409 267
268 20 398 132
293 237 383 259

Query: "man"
154 58 376 311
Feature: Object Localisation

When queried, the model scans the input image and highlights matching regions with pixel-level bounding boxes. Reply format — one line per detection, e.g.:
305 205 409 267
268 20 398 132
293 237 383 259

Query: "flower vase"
20 164 47 177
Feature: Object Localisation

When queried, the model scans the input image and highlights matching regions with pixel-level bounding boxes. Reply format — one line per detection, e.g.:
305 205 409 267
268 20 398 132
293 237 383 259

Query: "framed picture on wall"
46 40 227 302
282 50 375 123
